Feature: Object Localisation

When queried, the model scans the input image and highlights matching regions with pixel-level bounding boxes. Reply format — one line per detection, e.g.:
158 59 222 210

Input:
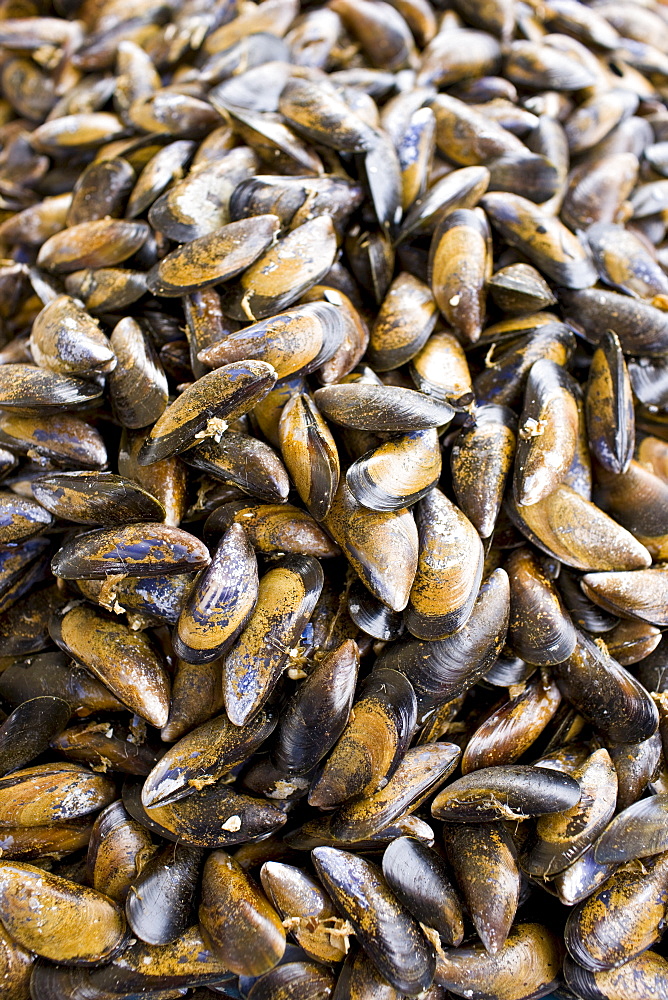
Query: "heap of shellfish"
1 0 668 998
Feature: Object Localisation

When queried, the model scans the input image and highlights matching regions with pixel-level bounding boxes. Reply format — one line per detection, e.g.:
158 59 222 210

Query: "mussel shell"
581 567 668 626
124 780 287 849
173 522 259 664
482 192 596 288
443 821 520 956
0 861 125 965
138 361 277 465
506 547 577 664
31 472 165 525
522 748 618 877
330 743 460 843
273 639 359 776
461 670 562 774
260 862 348 965
108 318 168 431
311 848 436 996
431 764 581 822
552 631 659 744
564 852 668 972
434 922 563 1000
314 384 454 433
308 668 417 810
377 568 510 720
50 603 170 728
247 961 335 1000
223 555 324 726
593 794 668 864
199 849 286 977
382 836 464 946
126 843 203 946
347 429 441 514
0 695 70 776
51 523 211 579
563 949 668 1000
146 216 280 297
366 273 438 372
405 486 483 640
142 709 276 809
451 405 516 538
322 481 418 612
507 484 652 572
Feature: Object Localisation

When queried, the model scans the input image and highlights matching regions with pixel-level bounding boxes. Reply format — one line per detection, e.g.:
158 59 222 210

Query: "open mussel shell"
346 428 441 514
564 851 668 972
382 836 464 947
314 383 454 433
31 472 165 526
51 523 211 579
431 764 581 822
405 486 483 641
443 821 520 956
434 923 563 1000
142 709 276 810
593 794 668 864
173 522 258 665
223 554 323 727
138 360 277 465
330 742 460 843
273 639 359 776
308 668 417 810
553 631 659 745
311 848 436 996
522 748 618 878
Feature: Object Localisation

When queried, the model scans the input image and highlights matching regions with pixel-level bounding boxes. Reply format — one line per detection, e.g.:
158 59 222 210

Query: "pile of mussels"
3 0 668 998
